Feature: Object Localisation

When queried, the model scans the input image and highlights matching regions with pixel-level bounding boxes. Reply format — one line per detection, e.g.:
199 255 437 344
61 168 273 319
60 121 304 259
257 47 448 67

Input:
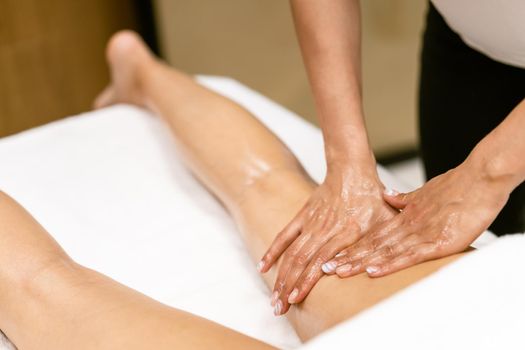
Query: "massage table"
0 77 523 350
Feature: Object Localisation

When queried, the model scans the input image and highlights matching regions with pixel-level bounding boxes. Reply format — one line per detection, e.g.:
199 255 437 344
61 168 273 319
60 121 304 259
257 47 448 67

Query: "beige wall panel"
153 0 316 122
154 0 428 156
361 0 427 154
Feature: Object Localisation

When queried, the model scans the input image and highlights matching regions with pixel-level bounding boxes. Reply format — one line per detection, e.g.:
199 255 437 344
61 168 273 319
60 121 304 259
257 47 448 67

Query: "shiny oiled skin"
0 31 466 350
262 0 525 315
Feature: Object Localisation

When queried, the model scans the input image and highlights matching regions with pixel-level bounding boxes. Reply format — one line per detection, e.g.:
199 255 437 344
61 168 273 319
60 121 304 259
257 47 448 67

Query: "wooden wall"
1 0 428 156
0 0 151 137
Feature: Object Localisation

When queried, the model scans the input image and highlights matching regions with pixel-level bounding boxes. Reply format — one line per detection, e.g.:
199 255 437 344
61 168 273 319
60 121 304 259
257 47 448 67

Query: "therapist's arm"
323 98 525 279
291 0 369 163
259 0 398 312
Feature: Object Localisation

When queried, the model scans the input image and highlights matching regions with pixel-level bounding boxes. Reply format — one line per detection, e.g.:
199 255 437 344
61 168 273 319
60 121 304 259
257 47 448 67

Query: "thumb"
383 188 415 210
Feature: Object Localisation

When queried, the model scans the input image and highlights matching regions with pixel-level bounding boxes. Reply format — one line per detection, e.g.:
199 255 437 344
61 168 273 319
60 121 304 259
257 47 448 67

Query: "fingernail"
335 263 352 276
383 188 399 196
256 260 265 272
288 288 299 304
270 291 279 306
335 251 346 258
322 261 337 273
366 266 380 275
274 300 283 316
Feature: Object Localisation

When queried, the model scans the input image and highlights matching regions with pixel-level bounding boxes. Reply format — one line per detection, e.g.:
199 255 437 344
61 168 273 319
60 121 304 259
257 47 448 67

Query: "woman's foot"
93 30 155 109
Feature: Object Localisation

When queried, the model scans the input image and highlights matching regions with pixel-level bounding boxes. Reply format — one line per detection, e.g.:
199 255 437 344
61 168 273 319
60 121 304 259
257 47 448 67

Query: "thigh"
418 2 525 234
235 170 466 341
0 192 275 350
8 264 278 350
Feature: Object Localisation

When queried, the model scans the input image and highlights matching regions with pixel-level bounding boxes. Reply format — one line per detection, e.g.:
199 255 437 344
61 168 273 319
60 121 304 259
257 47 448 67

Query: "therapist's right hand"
258 163 397 315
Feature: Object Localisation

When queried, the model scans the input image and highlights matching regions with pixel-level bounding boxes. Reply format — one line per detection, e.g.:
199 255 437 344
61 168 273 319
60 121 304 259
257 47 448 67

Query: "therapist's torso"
431 0 525 68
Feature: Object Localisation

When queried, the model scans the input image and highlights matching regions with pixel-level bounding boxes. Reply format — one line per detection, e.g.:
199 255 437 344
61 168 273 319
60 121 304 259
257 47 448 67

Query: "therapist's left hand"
322 163 510 280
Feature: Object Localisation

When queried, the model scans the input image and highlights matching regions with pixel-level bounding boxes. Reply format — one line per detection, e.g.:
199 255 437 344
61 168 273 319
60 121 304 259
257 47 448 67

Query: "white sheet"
302 234 525 349
0 76 502 349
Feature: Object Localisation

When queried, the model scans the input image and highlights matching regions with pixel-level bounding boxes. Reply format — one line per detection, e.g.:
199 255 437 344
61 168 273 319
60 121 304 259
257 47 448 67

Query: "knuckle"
334 256 347 265
317 253 332 265
348 245 364 259
268 243 283 256
383 245 396 258
276 227 290 239
281 251 291 262
287 243 302 256
280 254 293 268
302 275 318 289
294 254 310 266
432 240 446 253
295 275 305 287
405 247 422 260
275 270 286 283
404 247 416 257
316 246 336 262
301 231 313 241
339 248 350 256
436 231 453 248
261 252 270 262
278 280 285 290
311 254 325 267
346 220 360 233
404 201 418 213
370 238 382 251
335 256 354 266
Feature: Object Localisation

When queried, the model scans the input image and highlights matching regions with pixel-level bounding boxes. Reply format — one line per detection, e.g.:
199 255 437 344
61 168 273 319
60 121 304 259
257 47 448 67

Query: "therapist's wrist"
325 138 376 172
325 147 379 186
319 107 377 177
461 146 517 202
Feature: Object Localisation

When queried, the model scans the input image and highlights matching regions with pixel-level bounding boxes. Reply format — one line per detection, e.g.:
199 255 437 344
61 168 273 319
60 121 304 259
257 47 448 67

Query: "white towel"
0 76 502 349
302 234 525 349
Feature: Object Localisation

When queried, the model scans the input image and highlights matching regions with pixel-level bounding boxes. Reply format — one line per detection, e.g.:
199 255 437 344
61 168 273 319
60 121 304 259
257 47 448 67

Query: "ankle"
135 56 161 107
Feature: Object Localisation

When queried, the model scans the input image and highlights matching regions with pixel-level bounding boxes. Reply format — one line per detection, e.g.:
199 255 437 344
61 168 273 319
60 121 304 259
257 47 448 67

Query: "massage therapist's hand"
326 160 510 280
258 163 397 315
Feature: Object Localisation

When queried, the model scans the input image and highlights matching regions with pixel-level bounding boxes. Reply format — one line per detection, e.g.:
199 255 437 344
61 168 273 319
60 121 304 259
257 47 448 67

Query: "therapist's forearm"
465 98 525 194
290 0 373 170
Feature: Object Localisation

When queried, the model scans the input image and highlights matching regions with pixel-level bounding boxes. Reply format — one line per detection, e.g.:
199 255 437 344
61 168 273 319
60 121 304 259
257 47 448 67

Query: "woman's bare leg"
0 192 276 349
95 31 466 340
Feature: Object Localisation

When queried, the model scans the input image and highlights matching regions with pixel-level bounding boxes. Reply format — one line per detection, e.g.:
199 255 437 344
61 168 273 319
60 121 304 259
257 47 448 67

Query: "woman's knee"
0 191 75 289
237 168 314 210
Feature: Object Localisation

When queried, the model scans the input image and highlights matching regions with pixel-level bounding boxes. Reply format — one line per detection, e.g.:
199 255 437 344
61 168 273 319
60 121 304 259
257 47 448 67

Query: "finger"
271 232 310 309
361 242 406 269
383 188 417 210
276 239 323 309
319 224 362 274
274 207 344 315
327 247 352 267
272 204 334 315
287 264 324 305
326 245 370 279
330 223 406 278
366 242 439 277
331 225 402 268
274 213 341 314
258 211 305 273
335 260 364 277
326 241 371 270
361 233 421 268
324 247 365 277
289 229 361 304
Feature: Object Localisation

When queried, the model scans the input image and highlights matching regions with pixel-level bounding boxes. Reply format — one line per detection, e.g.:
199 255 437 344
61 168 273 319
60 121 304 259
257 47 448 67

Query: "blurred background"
1 0 427 170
